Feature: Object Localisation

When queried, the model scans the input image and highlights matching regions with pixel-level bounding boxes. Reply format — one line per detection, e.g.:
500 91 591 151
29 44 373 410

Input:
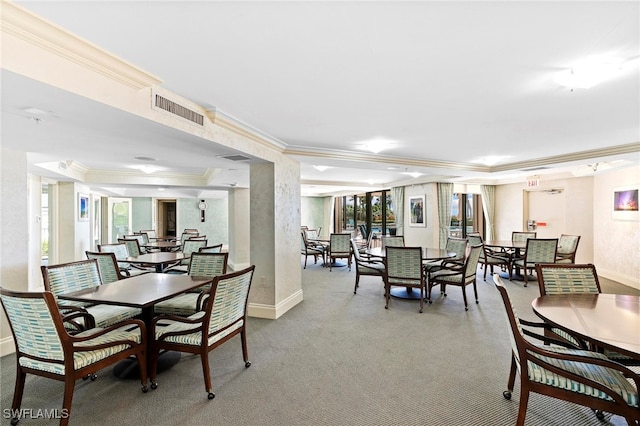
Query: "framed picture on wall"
612 186 639 221
78 193 90 222
409 195 426 227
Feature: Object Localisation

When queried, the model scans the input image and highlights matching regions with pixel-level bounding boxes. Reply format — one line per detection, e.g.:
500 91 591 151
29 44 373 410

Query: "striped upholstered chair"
154 252 229 316
0 288 148 426
536 263 639 366
424 237 467 274
164 238 208 273
511 238 558 287
384 246 426 313
98 242 150 276
149 266 255 400
41 260 141 333
427 244 483 310
493 274 640 426
328 233 352 271
85 251 128 284
555 234 581 263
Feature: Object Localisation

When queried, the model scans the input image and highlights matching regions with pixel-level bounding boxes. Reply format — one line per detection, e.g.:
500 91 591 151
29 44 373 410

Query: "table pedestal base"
113 351 181 380
389 287 424 300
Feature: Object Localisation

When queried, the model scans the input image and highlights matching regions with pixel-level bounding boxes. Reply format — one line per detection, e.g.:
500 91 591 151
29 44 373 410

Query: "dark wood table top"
365 247 455 261
532 293 640 360
58 273 211 309
484 240 527 249
142 241 181 250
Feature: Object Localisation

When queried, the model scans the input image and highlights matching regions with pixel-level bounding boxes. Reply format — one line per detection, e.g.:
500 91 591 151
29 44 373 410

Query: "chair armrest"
519 318 586 349
61 311 96 333
69 319 146 350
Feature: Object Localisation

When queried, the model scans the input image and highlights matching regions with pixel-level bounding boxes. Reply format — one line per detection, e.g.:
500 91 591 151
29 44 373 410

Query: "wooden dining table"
59 273 212 378
365 247 455 299
484 240 528 278
532 293 640 361
124 251 186 272
142 240 182 252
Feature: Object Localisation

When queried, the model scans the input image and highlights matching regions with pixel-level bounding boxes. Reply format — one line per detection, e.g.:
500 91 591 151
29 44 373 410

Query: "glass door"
107 197 132 243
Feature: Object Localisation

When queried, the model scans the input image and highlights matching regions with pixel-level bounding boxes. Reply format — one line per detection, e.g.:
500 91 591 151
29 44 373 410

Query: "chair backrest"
350 239 366 262
118 238 142 257
512 231 537 242
139 229 156 240
329 233 351 254
199 244 223 253
463 244 483 281
358 224 369 240
557 234 581 260
445 237 468 262
381 235 405 248
305 229 320 240
202 266 255 336
98 243 131 268
0 289 66 363
536 263 601 295
188 252 229 277
467 235 485 259
182 239 208 256
183 228 199 234
134 232 150 244
86 251 123 284
493 274 525 367
385 246 423 284
524 238 558 264
187 235 207 240
41 259 102 301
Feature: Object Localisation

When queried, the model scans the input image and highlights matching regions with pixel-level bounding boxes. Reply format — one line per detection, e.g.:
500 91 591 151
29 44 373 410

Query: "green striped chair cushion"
156 313 243 346
45 262 101 304
187 253 227 292
154 293 201 316
20 326 142 375
527 347 639 407
538 266 600 294
86 305 141 328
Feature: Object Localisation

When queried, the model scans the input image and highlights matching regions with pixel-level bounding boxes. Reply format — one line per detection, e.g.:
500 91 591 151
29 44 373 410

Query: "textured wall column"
228 188 251 270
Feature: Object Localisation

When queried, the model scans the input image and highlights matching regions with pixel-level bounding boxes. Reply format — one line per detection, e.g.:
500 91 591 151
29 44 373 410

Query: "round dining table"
532 293 640 361
365 247 455 299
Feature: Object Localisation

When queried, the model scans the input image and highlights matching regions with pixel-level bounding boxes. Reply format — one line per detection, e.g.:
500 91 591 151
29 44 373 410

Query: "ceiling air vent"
154 94 204 126
221 154 252 162
520 166 550 172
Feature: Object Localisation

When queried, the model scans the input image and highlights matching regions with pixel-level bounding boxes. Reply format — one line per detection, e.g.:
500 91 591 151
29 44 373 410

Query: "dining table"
532 293 640 362
365 246 456 299
142 240 182 252
59 272 212 379
124 251 186 273
483 240 528 278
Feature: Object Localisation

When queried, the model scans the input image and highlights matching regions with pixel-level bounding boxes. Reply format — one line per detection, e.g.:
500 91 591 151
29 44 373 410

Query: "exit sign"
527 178 539 187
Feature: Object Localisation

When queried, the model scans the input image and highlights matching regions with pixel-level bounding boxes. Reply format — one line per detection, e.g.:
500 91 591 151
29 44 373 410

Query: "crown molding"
1 0 162 89
214 109 287 152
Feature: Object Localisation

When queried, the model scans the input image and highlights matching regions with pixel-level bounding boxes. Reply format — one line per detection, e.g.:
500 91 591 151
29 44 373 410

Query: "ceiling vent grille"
155 94 204 126
520 166 550 172
221 154 252 162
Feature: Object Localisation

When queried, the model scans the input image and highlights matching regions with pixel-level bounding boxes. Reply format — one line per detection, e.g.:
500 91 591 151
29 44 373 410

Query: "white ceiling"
3 1 639 197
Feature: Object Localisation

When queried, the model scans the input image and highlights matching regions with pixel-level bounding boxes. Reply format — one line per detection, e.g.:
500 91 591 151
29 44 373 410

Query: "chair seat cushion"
357 261 385 273
156 311 243 347
62 305 141 331
527 347 639 407
429 270 463 282
154 293 201 316
19 326 142 375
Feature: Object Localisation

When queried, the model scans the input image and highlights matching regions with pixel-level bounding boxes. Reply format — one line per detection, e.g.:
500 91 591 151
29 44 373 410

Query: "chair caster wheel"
90 373 98 381
150 382 158 390
142 385 148 393
245 361 251 368
208 392 215 400
503 391 511 400
594 410 605 420
428 300 432 304
10 418 19 425
385 306 388 309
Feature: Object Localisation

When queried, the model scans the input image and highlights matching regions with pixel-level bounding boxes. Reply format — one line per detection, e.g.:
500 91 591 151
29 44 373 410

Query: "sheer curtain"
480 185 496 241
436 183 453 249
391 187 404 236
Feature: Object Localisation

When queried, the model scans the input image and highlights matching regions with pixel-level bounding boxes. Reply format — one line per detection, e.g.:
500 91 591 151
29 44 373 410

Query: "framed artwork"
612 186 639 221
409 195 426 227
78 193 90 222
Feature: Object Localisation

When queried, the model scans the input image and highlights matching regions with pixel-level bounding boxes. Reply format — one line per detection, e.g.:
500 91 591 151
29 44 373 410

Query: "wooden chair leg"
200 350 214 399
60 377 76 426
10 370 26 421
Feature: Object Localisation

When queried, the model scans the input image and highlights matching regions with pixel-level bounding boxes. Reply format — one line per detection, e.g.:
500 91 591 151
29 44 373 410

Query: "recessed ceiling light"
130 165 163 174
22 107 49 116
356 138 395 154
157 187 165 191
472 155 511 166
402 172 422 178
313 165 331 172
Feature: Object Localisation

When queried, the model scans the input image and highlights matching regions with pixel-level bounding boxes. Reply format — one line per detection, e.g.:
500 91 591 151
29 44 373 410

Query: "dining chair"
139 229 157 240
507 231 538 263
98 242 151 276
154 252 229 316
380 235 405 249
350 239 385 294
118 237 144 256
85 251 128 284
511 238 558 286
384 246 426 313
301 231 326 268
0 288 149 426
536 263 639 367
134 231 159 252
424 237 467 274
555 234 581 263
149 265 255 400
41 260 142 333
199 243 223 253
164 239 208 273
427 244 482 310
468 235 511 281
493 274 640 426
328 233 352 271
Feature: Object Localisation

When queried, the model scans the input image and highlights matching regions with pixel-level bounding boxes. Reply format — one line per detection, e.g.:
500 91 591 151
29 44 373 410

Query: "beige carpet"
1 261 637 425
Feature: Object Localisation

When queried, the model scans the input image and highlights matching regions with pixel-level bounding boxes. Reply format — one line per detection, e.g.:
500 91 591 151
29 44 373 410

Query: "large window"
450 193 484 238
338 190 395 236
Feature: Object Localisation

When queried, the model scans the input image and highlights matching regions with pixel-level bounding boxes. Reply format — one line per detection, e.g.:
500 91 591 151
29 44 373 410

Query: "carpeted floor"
1 261 638 425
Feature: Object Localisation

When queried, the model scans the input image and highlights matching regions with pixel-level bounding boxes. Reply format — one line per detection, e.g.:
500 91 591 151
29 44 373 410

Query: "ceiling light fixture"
131 165 163 174
402 171 422 178
555 55 639 89
357 138 395 154
313 165 331 172
472 155 511 166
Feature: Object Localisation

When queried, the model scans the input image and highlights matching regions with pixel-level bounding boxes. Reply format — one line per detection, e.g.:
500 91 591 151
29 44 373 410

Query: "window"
450 193 483 238
338 190 394 236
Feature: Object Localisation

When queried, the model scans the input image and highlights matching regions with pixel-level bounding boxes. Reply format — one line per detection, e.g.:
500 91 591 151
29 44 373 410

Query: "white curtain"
437 183 453 249
480 185 496 242
391 186 404 236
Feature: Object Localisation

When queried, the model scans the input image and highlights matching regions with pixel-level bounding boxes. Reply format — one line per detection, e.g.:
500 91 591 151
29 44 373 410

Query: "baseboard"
248 289 303 320
599 268 640 291
1 336 15 357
